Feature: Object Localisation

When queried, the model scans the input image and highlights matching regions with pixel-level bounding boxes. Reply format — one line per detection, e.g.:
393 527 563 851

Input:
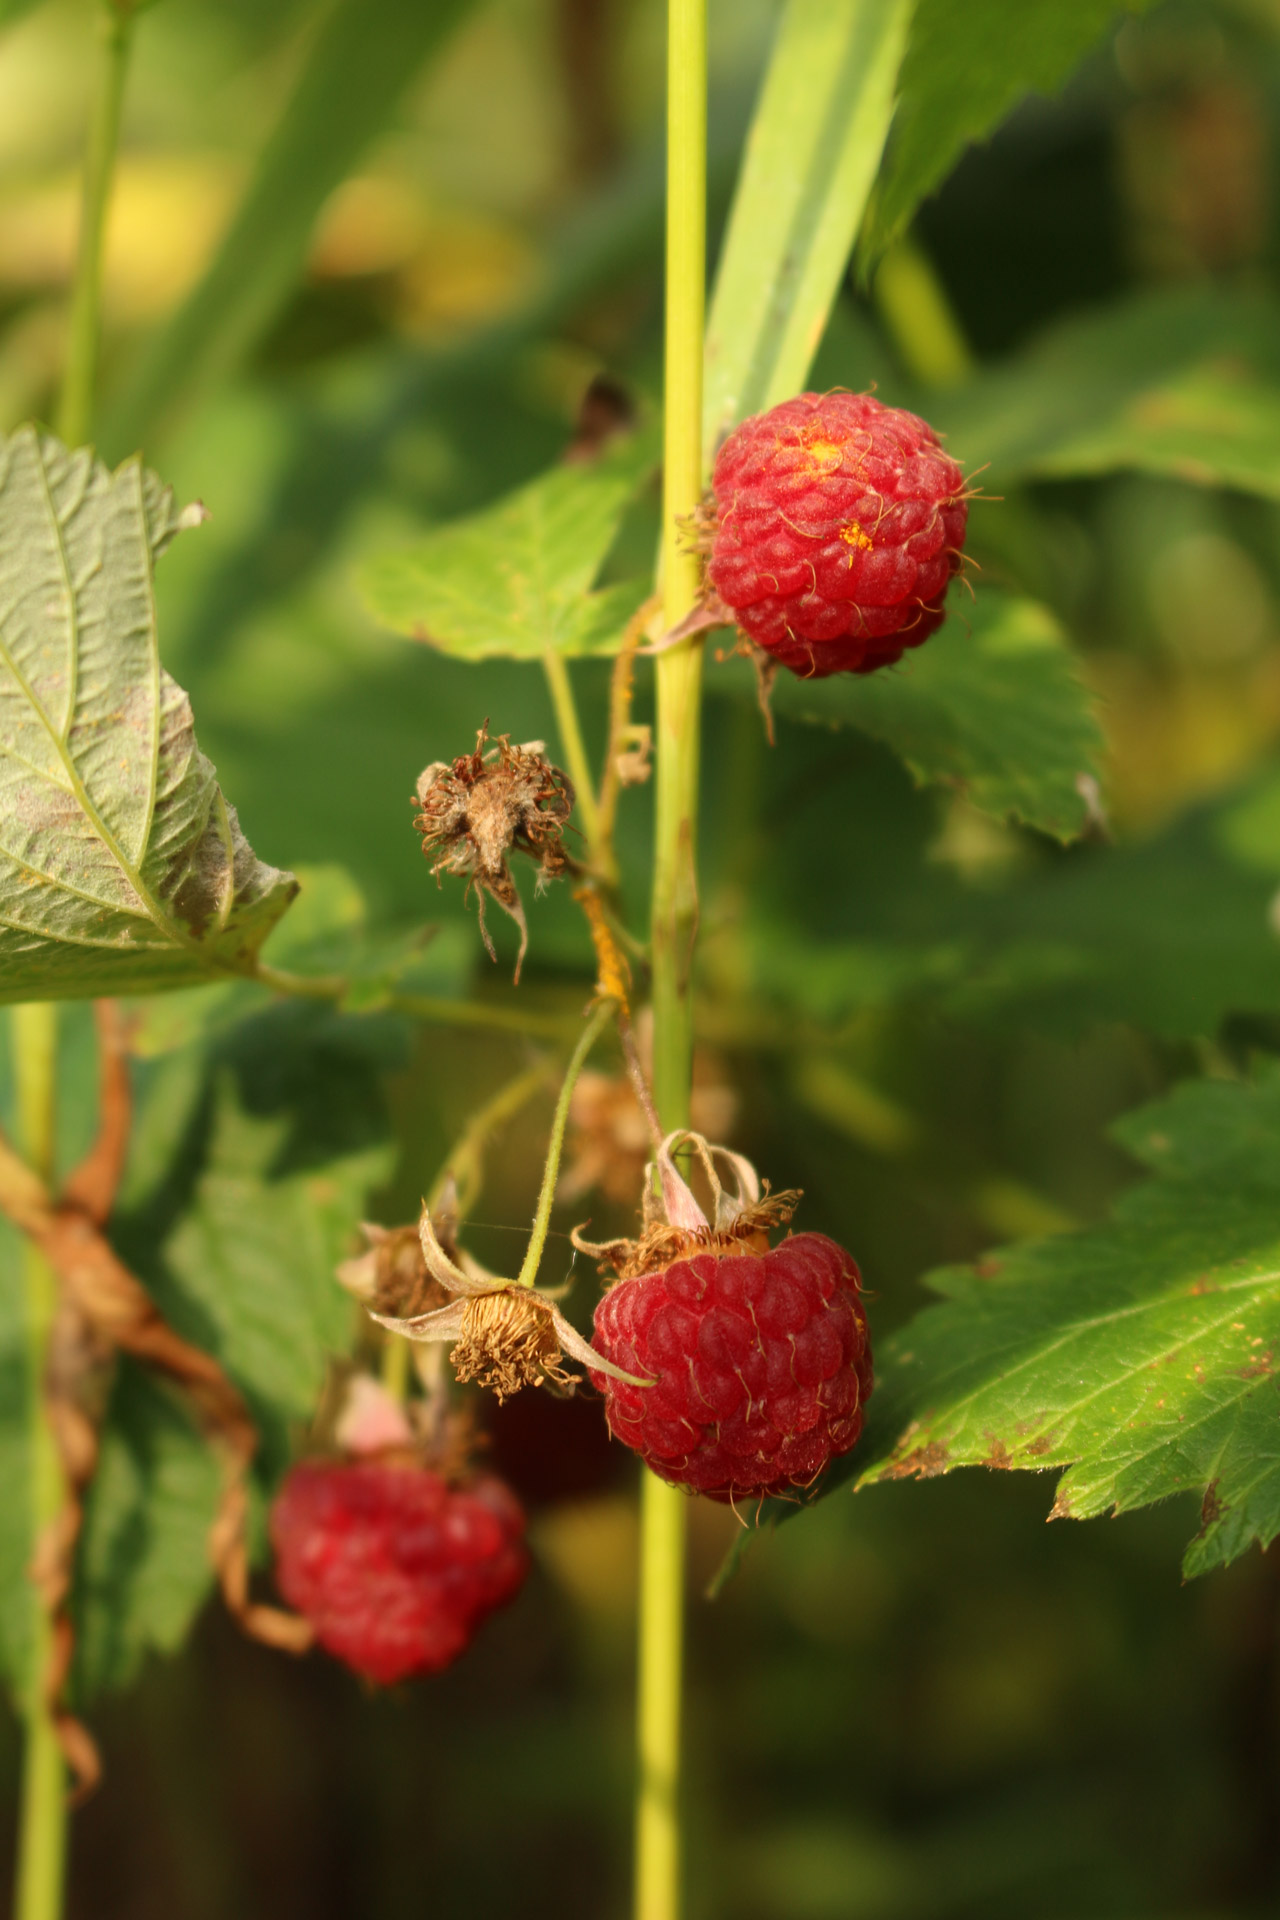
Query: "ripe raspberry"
706 390 968 678
270 1462 528 1684
590 1233 872 1502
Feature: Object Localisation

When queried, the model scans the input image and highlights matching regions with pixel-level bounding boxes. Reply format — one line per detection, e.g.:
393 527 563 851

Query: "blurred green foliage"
3 0 1280 1915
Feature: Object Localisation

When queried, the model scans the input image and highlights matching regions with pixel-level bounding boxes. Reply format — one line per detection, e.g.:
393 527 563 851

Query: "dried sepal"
573 1129 802 1282
560 1018 737 1206
366 1202 649 1401
337 1219 452 1320
412 723 576 981
613 723 652 788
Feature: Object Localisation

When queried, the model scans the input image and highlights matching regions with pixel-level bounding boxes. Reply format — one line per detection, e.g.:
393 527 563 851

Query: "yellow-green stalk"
13 1006 64 1920
637 3 706 1917
17 8 137 1914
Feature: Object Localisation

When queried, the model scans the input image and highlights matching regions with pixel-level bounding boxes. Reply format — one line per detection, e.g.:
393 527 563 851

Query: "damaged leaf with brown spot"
847 1068 1280 1580
0 427 296 1002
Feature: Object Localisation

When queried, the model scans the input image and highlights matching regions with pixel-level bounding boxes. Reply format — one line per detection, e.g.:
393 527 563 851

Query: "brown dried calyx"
337 1220 452 1321
413 723 576 982
572 1130 801 1282
366 1200 648 1403
560 1013 737 1206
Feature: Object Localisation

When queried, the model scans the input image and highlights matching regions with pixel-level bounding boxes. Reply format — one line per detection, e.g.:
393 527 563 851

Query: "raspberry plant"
4 1 1280 1918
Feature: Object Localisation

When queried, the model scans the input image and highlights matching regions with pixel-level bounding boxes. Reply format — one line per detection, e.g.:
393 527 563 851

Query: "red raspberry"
589 1233 872 1502
707 390 968 678
270 1462 528 1684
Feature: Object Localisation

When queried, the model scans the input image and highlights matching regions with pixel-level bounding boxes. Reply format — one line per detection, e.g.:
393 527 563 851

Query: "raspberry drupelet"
582 1133 873 1503
592 1233 871 1501
707 389 969 678
270 1461 528 1684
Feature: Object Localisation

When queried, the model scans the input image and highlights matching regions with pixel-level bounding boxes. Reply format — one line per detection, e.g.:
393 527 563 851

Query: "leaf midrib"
0 445 205 961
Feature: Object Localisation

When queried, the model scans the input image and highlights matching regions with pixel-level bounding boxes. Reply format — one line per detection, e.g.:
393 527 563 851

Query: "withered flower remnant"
571 1129 801 1281
583 1132 873 1502
369 1205 648 1403
560 1014 738 1206
412 723 575 981
337 1217 452 1321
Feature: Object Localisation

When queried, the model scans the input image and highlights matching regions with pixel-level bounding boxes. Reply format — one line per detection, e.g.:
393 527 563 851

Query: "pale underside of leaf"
0 426 295 1003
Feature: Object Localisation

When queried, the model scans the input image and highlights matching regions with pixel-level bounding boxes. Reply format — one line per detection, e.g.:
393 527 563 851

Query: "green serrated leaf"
764 589 1103 842
704 0 912 452
123 864 472 1057
359 430 656 661
857 1070 1280 1578
74 1362 223 1700
865 0 1158 262
144 1071 388 1466
1029 364 1280 499
929 285 1280 498
0 427 296 1003
0 1009 397 1706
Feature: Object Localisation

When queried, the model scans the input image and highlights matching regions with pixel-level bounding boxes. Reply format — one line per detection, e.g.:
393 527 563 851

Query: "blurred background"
3 0 1280 1914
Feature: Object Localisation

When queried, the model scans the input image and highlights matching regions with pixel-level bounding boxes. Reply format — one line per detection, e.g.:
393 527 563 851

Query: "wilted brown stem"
0 1022 312 1793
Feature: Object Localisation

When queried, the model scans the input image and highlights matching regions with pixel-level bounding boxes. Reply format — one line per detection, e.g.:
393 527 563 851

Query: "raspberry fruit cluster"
706 389 969 678
584 1134 872 1502
271 1461 528 1685
592 1233 871 1502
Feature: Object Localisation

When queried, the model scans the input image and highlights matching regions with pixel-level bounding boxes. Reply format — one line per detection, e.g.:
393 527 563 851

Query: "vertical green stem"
638 3 705 1918
634 1471 686 1920
514 999 616 1290
542 652 603 853
57 2 136 448
380 1320 412 1401
13 1005 66 1920
16 11 136 1914
650 0 706 1126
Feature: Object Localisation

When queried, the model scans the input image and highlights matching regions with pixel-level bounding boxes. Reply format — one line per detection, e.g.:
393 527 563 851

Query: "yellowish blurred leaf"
394 212 537 334
0 156 243 320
